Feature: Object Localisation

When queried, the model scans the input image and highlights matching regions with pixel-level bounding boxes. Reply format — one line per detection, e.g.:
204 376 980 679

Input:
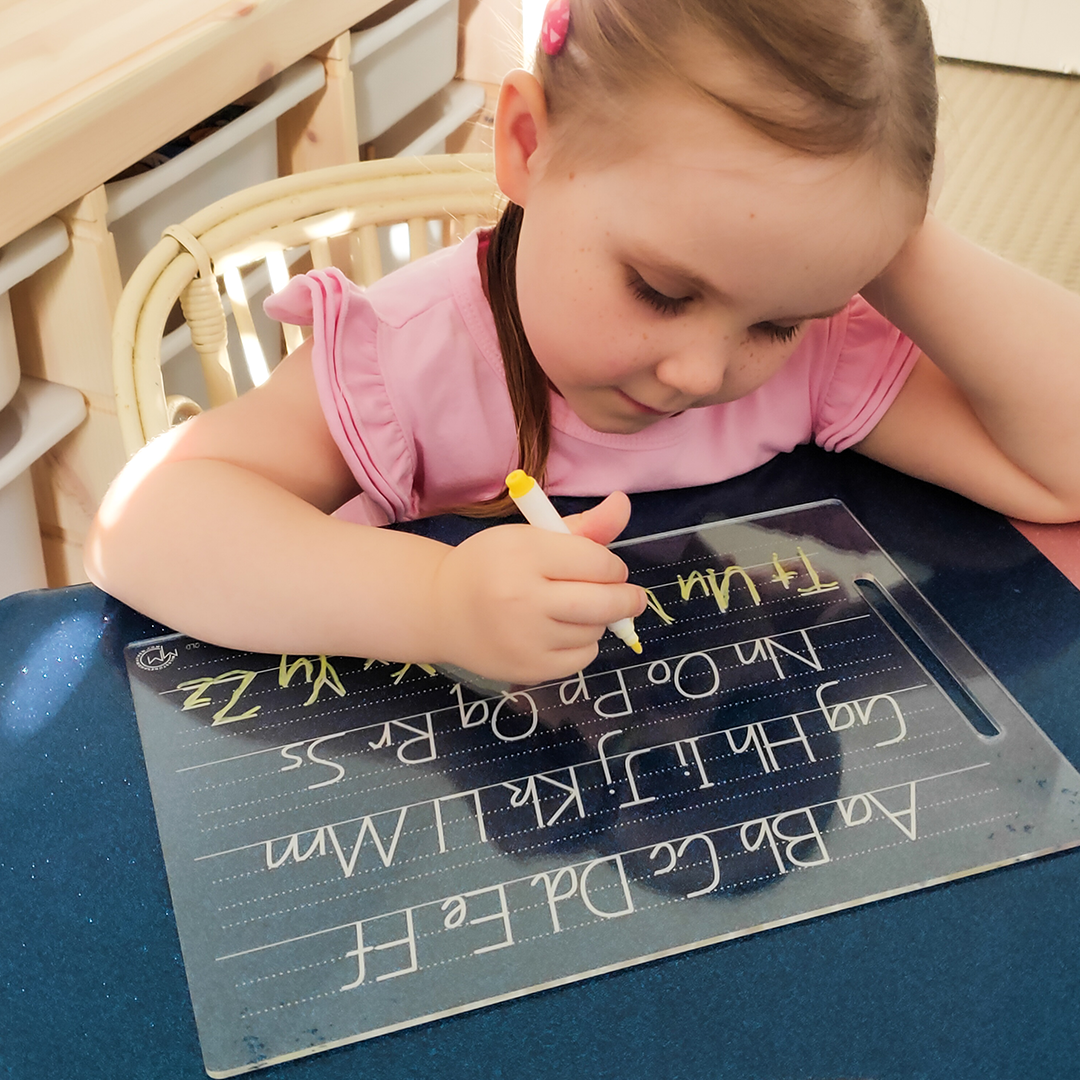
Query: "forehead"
552 86 920 315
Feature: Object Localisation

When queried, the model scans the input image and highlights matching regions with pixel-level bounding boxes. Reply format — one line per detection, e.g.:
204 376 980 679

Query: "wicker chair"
111 154 502 457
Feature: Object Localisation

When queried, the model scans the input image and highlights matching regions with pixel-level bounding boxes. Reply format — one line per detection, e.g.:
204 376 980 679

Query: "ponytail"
451 202 553 518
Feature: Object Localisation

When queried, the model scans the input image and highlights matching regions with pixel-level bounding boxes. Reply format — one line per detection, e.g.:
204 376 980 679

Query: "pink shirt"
264 231 920 526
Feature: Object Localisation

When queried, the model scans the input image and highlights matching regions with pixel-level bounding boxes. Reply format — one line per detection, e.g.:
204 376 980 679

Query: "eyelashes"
754 321 802 343
628 271 693 317
627 269 803 343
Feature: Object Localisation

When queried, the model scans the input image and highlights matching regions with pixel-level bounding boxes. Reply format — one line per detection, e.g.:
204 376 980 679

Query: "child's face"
512 87 923 435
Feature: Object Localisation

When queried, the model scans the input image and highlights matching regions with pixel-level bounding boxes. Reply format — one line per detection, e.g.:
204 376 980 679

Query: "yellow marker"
506 470 643 655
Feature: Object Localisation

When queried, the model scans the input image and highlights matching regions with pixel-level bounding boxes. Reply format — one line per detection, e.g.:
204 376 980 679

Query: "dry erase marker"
505 470 643 655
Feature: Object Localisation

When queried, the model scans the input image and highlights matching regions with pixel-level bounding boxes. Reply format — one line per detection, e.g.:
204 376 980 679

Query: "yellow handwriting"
176 670 260 725
677 571 710 601
362 658 438 685
796 546 841 596
706 566 762 612
679 566 762 612
279 654 347 706
771 553 798 589
643 587 675 626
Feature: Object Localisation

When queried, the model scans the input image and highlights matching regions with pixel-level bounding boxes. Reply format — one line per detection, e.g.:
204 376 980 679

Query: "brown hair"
456 202 552 517
460 0 938 518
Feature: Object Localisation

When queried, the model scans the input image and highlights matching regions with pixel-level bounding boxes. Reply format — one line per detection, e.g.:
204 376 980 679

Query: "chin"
583 412 662 436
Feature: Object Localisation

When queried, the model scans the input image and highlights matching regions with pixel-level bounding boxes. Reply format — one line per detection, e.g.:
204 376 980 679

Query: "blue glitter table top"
3 445 1079 1080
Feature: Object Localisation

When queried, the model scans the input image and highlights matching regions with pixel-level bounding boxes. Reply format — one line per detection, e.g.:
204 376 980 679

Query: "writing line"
175 614 873 774
192 679 929 863
212 762 991 962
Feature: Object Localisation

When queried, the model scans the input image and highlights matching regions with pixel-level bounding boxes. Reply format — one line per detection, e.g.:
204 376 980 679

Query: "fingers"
532 529 631 585
563 491 632 546
491 525 645 628
432 520 646 685
541 579 647 629
509 642 602 688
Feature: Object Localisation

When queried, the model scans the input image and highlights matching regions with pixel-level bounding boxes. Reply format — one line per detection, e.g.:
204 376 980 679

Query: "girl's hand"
431 492 648 684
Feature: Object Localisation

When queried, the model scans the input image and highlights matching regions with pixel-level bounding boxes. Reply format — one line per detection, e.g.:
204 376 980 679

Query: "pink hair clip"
541 0 571 56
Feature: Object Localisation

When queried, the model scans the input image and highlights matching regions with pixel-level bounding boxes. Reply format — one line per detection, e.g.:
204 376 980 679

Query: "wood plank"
277 31 361 174
0 0 385 248
12 186 127 586
0 0 225 132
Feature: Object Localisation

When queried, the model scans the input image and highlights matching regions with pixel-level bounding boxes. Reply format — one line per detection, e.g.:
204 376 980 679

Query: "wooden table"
0 0 385 250
1 0 387 587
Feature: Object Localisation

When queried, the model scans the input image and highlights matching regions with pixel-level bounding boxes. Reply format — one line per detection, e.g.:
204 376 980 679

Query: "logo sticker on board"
135 644 178 671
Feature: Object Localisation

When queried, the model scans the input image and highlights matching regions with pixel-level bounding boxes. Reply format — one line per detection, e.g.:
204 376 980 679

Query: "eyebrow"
630 250 716 299
629 248 850 323
783 304 848 322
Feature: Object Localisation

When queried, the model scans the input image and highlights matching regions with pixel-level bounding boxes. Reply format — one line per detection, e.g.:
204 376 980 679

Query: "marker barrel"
506 470 641 655
512 483 571 535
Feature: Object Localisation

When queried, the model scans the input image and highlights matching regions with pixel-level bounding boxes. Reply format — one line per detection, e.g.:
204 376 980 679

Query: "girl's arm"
855 214 1080 522
85 341 645 684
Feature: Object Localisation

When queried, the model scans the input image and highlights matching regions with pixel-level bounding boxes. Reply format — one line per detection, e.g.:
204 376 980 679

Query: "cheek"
514 254 571 367
518 258 634 365
720 336 803 399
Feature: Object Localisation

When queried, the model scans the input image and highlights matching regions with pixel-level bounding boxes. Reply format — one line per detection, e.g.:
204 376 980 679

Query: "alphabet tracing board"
124 500 1080 1077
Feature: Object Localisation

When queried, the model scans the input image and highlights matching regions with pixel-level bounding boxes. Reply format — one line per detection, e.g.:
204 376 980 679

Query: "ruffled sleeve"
811 296 921 452
264 268 417 525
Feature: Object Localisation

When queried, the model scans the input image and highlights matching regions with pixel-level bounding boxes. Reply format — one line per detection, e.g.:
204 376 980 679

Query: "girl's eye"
628 270 693 316
754 321 803 344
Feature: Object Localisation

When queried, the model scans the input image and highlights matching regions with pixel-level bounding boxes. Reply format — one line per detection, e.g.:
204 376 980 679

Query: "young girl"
86 0 1080 686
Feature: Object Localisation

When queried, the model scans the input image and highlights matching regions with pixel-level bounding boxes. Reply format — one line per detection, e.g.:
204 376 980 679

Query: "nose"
654 336 732 399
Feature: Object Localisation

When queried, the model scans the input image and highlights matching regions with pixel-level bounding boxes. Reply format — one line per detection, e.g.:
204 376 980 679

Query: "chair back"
112 154 502 456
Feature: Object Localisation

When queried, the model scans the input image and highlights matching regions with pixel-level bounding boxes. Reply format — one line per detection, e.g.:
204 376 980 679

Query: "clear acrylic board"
123 500 1080 1077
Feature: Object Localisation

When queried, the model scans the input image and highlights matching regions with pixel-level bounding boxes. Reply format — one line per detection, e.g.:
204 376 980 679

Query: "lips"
617 389 677 416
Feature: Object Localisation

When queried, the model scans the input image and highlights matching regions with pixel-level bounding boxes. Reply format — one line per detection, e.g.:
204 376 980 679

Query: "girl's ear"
493 69 551 207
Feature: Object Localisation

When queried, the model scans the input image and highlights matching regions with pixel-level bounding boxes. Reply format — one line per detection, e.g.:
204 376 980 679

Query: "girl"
86 0 1080 685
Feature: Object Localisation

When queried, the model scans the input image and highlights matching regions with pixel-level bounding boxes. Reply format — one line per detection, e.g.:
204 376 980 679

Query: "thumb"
563 491 632 547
